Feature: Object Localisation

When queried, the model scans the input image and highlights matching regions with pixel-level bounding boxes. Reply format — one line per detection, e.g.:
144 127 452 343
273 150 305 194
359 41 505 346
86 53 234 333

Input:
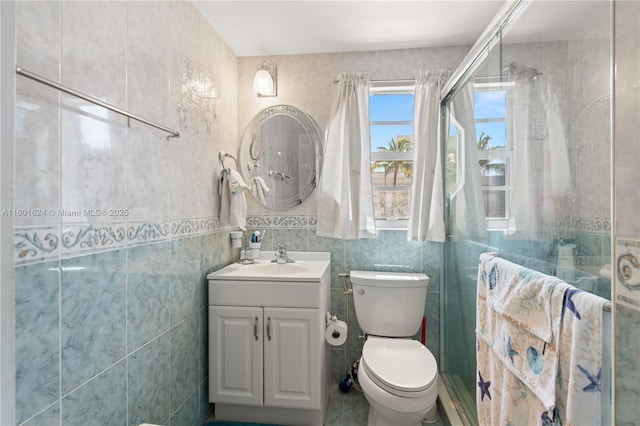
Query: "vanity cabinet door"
263 307 320 410
209 306 264 406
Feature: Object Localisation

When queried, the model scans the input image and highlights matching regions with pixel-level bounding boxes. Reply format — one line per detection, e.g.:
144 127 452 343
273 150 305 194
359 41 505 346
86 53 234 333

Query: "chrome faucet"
272 243 295 264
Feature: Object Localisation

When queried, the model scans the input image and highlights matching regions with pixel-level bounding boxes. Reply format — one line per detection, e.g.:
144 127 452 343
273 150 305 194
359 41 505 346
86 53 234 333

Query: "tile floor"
207 384 447 426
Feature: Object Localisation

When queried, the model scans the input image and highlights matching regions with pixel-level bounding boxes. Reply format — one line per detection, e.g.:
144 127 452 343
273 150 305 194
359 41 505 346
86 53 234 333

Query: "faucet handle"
276 243 286 253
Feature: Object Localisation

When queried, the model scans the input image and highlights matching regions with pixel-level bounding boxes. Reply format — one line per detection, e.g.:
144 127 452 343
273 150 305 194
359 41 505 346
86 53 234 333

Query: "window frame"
473 81 515 230
369 81 415 228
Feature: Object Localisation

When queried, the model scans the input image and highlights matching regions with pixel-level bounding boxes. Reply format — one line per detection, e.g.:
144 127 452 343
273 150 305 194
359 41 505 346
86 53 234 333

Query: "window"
369 82 415 226
474 82 514 229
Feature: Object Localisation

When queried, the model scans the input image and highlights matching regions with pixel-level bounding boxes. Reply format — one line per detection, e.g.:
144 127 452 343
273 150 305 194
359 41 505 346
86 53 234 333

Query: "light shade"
253 62 277 96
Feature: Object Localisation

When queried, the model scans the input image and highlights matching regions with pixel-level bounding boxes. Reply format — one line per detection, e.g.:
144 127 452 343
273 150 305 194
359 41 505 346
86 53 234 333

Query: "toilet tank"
350 271 429 337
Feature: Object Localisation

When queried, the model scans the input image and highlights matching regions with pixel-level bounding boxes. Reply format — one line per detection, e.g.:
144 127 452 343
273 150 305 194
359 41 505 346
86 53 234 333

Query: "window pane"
371 160 413 186
476 121 506 150
479 159 507 180
370 94 414 121
474 90 506 119
373 189 411 219
370 124 413 152
482 190 506 218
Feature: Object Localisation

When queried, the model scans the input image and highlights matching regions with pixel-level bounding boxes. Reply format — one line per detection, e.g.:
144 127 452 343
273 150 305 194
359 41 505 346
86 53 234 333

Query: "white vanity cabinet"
209 305 320 409
207 252 330 426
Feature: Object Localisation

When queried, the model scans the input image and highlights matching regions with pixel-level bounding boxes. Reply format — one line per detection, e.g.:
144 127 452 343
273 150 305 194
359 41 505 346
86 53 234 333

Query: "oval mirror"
239 105 323 210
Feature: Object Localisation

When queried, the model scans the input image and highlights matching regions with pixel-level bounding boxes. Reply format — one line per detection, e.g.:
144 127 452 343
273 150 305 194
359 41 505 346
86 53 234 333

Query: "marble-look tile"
15 261 60 424
128 333 171 426
170 387 201 426
126 126 174 221
170 237 202 325
381 230 422 272
615 303 640 425
271 228 309 252
345 235 383 272
126 1 173 128
199 382 212 425
60 1 126 106
15 78 60 227
325 385 345 426
127 241 171 352
15 1 61 227
201 230 237 273
20 402 60 426
59 106 127 223
170 313 201 412
341 387 370 426
308 232 346 288
60 250 126 394
61 361 126 426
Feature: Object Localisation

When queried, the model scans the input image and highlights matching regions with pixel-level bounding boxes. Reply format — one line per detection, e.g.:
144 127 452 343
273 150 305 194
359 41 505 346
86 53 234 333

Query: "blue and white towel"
476 252 608 426
476 253 570 425
555 288 607 425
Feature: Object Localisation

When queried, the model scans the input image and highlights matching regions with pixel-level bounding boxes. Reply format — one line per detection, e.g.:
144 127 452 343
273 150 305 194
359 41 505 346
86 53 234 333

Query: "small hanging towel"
220 169 249 229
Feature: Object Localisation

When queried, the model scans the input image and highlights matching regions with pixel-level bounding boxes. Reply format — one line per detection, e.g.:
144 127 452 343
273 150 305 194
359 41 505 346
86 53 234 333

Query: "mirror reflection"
240 105 322 210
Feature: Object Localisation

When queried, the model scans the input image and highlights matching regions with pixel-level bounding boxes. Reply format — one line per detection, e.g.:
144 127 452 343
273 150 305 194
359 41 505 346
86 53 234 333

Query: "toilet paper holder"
325 312 348 346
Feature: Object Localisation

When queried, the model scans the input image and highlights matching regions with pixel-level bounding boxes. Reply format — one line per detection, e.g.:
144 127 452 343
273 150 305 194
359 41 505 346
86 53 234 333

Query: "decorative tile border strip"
14 217 231 266
14 225 60 265
247 214 609 234
616 238 640 311
14 213 610 265
247 215 317 229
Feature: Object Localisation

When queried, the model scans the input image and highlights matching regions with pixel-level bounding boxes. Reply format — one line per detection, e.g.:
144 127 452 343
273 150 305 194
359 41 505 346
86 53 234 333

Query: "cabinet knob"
358 288 365 295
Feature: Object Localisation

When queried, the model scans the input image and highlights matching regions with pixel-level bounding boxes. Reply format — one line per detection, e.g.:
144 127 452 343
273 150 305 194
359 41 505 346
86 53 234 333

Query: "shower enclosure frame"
438 0 615 424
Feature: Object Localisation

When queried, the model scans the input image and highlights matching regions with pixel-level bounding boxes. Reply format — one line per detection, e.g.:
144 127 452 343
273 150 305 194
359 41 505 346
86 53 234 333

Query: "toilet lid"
362 337 437 394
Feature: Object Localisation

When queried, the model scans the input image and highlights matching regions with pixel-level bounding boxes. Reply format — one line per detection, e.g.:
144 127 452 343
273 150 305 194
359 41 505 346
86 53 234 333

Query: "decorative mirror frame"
239 104 323 210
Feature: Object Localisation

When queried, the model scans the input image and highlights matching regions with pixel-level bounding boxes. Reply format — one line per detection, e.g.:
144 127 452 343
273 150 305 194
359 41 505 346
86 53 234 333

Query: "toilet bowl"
349 271 439 426
358 336 438 426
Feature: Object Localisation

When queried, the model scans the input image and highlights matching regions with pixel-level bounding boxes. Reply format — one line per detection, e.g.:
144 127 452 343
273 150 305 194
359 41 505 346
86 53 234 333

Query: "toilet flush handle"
357 288 365 295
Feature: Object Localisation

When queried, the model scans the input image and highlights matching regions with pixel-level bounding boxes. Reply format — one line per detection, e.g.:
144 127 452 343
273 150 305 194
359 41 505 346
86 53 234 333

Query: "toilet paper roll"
325 320 348 346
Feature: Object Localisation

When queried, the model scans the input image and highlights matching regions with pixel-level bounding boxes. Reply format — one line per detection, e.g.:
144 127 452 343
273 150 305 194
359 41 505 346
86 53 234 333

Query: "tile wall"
13 1 238 425
613 1 640 423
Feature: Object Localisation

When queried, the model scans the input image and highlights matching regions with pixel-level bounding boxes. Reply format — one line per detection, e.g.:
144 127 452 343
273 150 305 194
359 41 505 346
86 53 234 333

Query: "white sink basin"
207 252 331 307
243 263 311 275
207 251 330 282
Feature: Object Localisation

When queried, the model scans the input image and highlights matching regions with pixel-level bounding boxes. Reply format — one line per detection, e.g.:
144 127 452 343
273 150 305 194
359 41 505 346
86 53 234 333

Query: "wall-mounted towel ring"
219 151 238 170
617 253 640 290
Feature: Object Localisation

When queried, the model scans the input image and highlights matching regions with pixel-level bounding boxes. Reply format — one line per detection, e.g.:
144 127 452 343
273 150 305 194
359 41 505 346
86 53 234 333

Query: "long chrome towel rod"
15 64 181 139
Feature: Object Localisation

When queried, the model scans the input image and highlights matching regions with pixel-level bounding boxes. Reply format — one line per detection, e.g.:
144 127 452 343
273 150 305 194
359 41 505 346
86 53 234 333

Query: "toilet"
350 271 439 426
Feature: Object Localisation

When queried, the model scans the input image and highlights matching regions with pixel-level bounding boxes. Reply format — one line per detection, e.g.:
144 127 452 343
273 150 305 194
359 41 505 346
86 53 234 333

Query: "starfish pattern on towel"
578 364 601 393
506 336 519 364
562 288 583 320
478 371 492 401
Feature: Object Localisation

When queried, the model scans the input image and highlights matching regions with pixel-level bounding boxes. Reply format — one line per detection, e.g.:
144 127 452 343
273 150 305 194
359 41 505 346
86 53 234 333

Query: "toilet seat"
361 337 438 398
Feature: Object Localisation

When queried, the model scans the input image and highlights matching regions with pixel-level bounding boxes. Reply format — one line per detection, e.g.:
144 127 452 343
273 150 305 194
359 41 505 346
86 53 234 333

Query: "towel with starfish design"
554 288 608 425
476 252 571 425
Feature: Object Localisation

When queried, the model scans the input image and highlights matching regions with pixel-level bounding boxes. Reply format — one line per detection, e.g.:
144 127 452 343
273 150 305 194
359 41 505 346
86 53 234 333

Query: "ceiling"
192 1 506 57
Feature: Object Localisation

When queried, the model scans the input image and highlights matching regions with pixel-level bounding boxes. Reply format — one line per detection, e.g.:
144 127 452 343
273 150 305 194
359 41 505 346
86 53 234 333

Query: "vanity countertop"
207 251 330 282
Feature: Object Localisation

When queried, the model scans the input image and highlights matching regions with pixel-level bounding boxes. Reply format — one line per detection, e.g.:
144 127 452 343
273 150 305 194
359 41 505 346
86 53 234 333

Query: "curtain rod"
15 65 181 139
333 78 415 84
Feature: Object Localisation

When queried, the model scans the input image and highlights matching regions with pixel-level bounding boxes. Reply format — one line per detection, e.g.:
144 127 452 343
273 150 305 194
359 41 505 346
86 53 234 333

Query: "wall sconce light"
253 61 277 97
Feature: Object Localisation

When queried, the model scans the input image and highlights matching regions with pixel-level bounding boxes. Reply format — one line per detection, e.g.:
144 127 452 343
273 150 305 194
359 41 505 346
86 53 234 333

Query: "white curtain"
407 70 450 242
316 73 376 239
448 82 487 241
507 71 571 240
